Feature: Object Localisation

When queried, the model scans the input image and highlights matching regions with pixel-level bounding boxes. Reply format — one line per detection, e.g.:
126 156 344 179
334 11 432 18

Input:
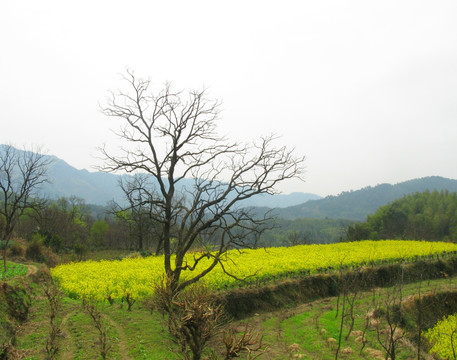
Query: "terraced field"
52 240 457 303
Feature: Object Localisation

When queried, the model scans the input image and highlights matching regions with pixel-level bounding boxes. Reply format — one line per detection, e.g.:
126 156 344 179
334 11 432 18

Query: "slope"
273 176 457 221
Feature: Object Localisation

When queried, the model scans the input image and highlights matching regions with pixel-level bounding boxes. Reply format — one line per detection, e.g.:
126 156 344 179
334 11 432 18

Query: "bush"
48 235 63 253
44 250 60 268
152 279 225 360
25 236 45 263
1 282 32 323
140 250 153 258
24 235 60 267
7 244 25 259
73 243 88 261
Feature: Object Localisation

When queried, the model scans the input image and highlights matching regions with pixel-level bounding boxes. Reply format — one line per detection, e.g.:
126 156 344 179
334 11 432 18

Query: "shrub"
140 250 153 258
152 279 225 360
73 243 88 261
82 298 111 360
8 243 25 258
1 282 32 323
44 250 60 268
48 235 63 253
25 236 45 263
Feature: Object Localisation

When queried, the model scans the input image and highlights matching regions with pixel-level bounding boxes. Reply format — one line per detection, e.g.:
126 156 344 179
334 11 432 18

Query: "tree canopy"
346 190 457 242
0 144 52 273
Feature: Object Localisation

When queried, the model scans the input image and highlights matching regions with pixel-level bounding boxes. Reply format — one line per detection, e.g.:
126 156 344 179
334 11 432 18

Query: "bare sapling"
223 323 269 359
82 298 111 360
335 266 361 359
152 278 224 360
42 270 63 360
374 268 406 360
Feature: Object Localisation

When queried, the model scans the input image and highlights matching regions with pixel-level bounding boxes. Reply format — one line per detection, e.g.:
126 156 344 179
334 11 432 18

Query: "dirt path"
58 308 132 360
25 264 38 277
104 313 132 360
60 310 78 360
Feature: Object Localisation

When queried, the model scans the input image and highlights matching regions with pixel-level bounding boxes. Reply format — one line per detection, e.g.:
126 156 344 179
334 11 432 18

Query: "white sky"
1 0 457 197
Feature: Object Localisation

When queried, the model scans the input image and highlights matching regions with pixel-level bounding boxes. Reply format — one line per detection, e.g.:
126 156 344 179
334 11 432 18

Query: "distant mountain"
39 155 321 208
272 176 457 221
14 148 457 220
239 192 322 208
40 157 123 205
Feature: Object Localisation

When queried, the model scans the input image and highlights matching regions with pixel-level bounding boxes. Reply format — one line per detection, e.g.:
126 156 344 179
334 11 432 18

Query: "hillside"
39 154 321 208
10 148 457 222
4 246 457 359
42 156 123 205
346 190 457 241
271 176 457 221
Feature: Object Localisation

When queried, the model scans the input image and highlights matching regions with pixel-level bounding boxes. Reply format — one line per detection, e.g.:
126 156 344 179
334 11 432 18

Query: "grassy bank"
2 258 457 358
3 272 457 359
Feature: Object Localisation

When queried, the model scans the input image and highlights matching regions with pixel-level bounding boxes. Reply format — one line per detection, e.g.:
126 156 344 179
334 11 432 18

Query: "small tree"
89 219 109 248
0 145 51 274
82 298 111 360
42 271 63 360
100 70 305 294
31 196 93 251
152 278 224 360
373 269 406 360
112 175 160 252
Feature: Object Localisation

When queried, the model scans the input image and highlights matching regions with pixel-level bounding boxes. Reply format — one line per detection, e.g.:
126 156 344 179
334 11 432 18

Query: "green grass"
14 292 178 360
0 261 28 279
211 276 457 360
4 261 457 359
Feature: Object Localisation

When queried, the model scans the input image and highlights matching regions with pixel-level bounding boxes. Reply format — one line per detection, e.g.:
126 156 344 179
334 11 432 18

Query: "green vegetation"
347 190 457 242
274 176 457 221
7 189 457 260
2 262 457 359
4 145 457 358
260 217 355 245
424 313 457 359
12 286 179 359
0 261 27 280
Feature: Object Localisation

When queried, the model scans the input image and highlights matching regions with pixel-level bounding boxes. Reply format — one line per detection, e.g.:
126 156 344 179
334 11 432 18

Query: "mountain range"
41 156 321 209
270 176 457 221
35 154 457 222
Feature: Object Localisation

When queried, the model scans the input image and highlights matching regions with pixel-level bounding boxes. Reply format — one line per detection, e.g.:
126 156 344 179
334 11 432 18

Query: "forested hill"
346 190 457 242
271 177 457 221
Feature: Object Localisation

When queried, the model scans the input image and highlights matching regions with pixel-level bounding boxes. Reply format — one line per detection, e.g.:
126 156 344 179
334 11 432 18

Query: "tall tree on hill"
100 70 305 293
0 144 52 274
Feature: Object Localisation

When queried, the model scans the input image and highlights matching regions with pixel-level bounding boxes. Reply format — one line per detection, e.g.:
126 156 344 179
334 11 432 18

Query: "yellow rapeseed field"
424 313 457 358
51 240 457 303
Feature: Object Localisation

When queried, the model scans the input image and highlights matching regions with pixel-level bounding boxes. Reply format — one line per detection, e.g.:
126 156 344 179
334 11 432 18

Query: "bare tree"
42 271 63 360
100 70 305 293
82 298 111 360
0 144 52 274
112 174 161 252
153 279 225 360
374 269 406 360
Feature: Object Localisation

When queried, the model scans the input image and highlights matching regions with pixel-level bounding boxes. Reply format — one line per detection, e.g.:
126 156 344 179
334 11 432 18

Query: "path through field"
60 310 77 360
25 264 37 277
104 313 132 360
57 305 133 360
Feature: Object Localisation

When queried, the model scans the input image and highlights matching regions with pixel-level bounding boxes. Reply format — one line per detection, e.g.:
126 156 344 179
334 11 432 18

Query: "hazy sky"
2 1 457 197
